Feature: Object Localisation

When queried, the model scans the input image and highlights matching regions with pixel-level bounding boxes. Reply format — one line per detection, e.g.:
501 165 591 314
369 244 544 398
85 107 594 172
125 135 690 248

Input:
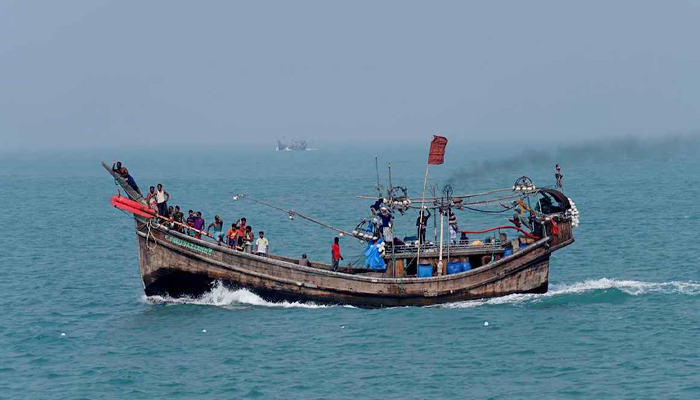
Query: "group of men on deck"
218 217 269 257
112 161 270 257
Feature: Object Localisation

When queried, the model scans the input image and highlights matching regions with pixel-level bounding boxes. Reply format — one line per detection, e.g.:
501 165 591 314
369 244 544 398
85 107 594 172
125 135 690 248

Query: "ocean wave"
143 278 700 310
440 278 700 308
143 281 333 309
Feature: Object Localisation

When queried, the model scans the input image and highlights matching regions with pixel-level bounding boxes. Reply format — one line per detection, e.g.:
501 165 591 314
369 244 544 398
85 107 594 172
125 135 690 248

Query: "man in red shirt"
555 164 563 188
331 237 343 271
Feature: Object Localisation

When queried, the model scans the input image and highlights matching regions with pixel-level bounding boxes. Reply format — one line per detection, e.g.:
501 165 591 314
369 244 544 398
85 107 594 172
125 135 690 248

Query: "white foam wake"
440 278 700 308
142 278 700 310
550 278 700 296
143 281 333 309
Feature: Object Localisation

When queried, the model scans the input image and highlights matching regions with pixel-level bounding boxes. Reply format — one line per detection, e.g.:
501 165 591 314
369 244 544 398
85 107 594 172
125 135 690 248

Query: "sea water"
1 140 699 399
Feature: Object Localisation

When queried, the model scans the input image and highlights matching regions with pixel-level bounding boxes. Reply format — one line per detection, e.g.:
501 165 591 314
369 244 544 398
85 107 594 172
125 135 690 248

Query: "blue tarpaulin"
364 239 386 270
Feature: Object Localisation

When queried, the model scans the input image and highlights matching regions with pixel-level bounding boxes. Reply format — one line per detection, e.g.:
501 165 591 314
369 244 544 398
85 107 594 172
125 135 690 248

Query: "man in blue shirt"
379 206 394 242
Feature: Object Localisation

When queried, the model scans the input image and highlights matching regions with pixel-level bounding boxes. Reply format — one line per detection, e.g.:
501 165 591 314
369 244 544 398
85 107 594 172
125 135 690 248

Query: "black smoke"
448 133 700 182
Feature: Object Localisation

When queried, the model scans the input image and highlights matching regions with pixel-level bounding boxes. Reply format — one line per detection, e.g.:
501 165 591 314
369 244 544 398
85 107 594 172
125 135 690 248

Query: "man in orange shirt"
331 237 343 271
226 223 239 248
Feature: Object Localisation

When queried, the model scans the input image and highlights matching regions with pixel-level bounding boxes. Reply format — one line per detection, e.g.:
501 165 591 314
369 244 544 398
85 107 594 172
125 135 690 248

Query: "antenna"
387 163 393 197
375 156 382 197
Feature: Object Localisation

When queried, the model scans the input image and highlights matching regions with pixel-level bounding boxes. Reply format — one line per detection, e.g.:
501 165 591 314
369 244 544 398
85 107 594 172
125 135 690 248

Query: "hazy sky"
2 0 700 151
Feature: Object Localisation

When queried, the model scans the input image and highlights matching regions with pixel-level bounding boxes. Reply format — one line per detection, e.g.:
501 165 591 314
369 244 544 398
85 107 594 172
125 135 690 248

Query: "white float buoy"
60 332 66 336
202 329 207 333
341 326 345 329
484 321 489 327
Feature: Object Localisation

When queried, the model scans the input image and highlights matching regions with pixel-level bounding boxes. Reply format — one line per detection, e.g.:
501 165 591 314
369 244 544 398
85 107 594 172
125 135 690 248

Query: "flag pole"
418 135 447 275
417 164 429 268
438 209 444 275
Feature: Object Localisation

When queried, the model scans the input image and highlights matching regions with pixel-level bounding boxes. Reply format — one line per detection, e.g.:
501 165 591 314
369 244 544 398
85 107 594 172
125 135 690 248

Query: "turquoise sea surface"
1 140 700 399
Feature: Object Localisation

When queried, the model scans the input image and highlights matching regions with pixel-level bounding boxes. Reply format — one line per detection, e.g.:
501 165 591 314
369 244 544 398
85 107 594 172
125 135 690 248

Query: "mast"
436 184 451 276
416 164 429 268
387 162 396 277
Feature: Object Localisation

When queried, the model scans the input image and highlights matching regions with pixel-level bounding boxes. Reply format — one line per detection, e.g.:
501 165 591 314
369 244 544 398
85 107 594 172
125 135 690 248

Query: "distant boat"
276 139 308 152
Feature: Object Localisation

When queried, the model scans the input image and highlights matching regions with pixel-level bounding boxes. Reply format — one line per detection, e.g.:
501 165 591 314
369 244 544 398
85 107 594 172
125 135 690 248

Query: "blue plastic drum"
446 262 462 275
417 264 433 278
461 260 472 272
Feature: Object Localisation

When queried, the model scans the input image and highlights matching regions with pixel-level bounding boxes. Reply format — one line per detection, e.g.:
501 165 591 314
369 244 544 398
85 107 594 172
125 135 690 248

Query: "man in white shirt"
255 231 269 257
155 183 170 218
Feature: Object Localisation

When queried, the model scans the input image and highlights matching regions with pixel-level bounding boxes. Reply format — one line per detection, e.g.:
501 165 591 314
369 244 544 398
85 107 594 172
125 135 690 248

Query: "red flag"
428 135 448 165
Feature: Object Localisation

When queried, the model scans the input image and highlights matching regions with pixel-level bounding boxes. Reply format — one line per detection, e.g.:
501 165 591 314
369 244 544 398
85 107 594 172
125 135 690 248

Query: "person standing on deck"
244 226 254 253
146 186 157 211
255 231 269 257
379 206 394 242
237 218 248 249
193 212 205 239
416 208 431 244
168 206 175 227
555 164 564 189
226 223 239 248
172 206 184 232
186 210 196 235
448 210 459 245
155 184 170 218
207 215 225 245
331 237 343 271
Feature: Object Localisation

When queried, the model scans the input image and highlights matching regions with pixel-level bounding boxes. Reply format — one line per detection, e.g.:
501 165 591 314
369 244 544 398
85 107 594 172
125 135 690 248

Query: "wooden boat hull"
102 162 573 307
135 221 564 308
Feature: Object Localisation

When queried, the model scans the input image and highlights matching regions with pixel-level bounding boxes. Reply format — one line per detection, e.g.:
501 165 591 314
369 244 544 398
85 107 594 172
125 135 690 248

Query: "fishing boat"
276 139 308 151
103 140 578 308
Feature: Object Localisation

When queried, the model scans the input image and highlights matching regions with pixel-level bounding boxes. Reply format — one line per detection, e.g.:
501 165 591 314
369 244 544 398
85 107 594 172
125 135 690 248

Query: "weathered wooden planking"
134 220 572 307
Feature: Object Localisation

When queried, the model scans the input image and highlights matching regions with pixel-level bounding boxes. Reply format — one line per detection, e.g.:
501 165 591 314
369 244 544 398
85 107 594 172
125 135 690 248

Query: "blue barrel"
418 264 433 278
503 248 513 257
519 242 528 249
446 261 462 275
461 260 472 272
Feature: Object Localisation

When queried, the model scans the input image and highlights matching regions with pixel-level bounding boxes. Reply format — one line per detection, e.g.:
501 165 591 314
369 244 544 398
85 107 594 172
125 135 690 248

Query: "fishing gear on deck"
352 218 380 242
386 186 411 215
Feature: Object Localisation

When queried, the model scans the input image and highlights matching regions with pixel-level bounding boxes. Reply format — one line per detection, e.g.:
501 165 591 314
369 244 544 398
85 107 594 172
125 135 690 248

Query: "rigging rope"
145 219 159 251
234 194 357 238
460 225 541 240
457 204 516 214
407 193 523 209
357 187 515 202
